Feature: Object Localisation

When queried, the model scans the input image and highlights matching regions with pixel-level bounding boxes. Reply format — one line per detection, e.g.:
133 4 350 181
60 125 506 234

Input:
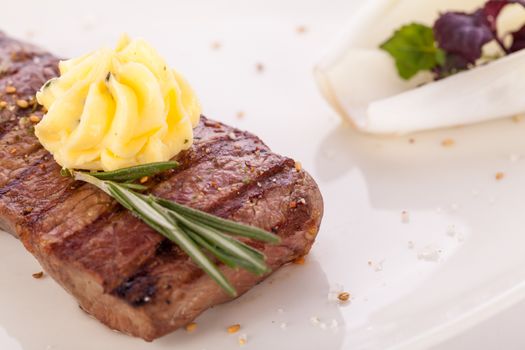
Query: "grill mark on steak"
49 131 294 293
0 33 324 341
110 162 306 307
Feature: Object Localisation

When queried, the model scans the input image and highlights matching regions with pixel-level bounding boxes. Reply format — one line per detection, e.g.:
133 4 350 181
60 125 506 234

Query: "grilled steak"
0 33 323 341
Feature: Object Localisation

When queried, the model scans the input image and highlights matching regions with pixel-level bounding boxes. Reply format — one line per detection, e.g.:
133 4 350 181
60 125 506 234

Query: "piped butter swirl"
35 34 201 171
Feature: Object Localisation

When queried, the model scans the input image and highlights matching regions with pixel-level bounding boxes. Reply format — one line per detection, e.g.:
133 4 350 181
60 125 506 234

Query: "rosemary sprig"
70 162 280 297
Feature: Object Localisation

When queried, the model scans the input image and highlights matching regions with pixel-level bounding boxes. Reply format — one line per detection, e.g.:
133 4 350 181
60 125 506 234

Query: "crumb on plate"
32 271 44 279
441 138 455 147
227 324 241 334
185 322 197 332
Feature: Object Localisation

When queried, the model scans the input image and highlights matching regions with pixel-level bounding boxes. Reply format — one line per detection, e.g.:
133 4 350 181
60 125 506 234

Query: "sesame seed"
227 324 241 334
337 292 350 302
495 172 505 180
16 99 29 109
0 101 6 108
296 25 308 34
294 161 302 171
211 41 222 50
236 111 245 119
185 322 197 332
139 176 149 184
255 62 265 73
29 115 41 123
293 256 305 265
5 85 16 94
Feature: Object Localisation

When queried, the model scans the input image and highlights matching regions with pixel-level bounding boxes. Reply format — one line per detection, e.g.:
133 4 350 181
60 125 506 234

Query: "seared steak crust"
0 33 323 341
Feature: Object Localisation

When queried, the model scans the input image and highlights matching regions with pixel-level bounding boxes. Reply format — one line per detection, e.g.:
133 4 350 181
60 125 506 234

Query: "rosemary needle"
70 162 280 296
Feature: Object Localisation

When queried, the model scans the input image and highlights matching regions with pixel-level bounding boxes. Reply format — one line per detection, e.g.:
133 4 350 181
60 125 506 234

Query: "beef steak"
0 32 324 341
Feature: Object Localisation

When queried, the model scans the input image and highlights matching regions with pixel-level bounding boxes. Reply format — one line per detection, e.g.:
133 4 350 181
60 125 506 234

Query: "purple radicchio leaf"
510 24 525 52
484 0 525 32
433 10 494 64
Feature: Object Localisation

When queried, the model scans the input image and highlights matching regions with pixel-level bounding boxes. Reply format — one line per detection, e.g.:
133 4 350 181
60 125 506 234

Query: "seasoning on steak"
0 32 324 341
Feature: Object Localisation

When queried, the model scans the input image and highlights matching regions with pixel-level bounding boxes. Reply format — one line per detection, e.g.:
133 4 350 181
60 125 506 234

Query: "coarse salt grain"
417 246 441 262
280 322 287 330
277 308 284 314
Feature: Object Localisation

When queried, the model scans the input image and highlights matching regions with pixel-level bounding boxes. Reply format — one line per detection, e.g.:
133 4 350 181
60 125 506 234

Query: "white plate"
2 0 525 349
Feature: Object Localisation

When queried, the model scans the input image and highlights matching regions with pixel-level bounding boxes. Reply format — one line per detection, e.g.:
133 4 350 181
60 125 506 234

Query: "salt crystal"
277 308 284 314
310 316 320 325
238 334 248 346
374 260 384 272
446 225 456 237
417 246 441 262
330 319 339 329
319 322 327 330
407 241 414 249
401 210 409 223
280 322 287 330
